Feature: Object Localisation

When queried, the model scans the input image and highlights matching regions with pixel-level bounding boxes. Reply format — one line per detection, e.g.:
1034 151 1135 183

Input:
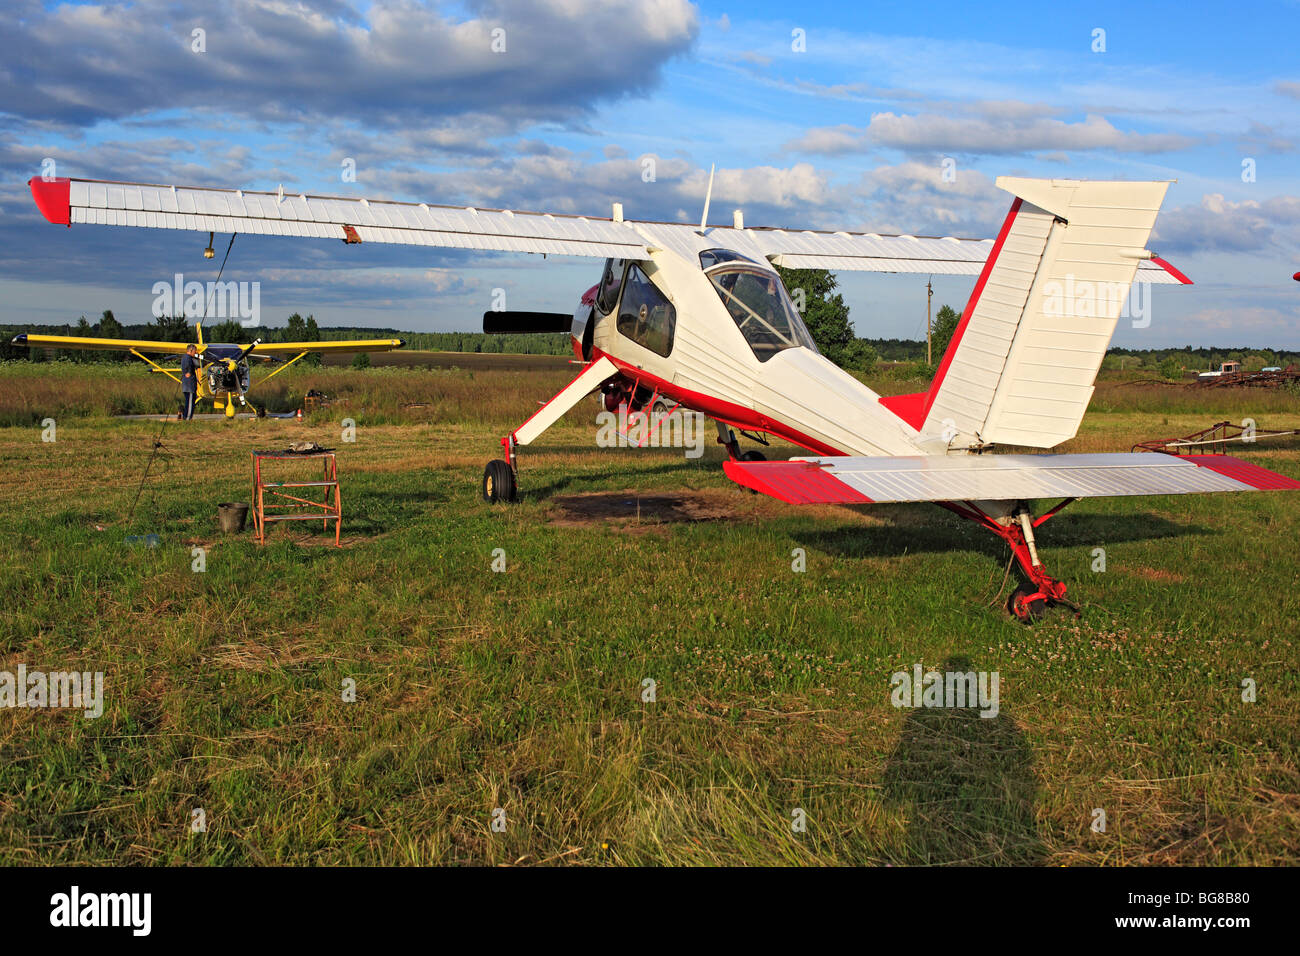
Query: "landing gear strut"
943 498 1081 623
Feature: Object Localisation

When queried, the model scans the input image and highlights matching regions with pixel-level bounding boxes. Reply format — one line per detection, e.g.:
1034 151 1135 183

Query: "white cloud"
856 112 1192 155
1153 193 1300 253
0 0 700 130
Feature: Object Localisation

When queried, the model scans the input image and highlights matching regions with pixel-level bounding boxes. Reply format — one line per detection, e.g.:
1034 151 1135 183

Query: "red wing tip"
1150 255 1193 285
724 459 873 505
1189 455 1300 491
29 176 72 226
1293 271 1300 282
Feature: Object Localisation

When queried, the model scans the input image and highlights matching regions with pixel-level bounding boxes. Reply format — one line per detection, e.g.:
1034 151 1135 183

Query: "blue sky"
2 0 1298 347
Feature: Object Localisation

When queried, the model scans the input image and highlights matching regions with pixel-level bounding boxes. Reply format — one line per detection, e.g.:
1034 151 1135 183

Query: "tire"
652 398 670 416
482 459 517 504
1006 584 1048 623
737 450 766 493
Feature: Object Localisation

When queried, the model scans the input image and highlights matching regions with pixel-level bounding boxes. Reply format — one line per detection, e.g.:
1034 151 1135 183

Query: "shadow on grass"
519 460 712 499
797 509 1208 564
882 655 1043 865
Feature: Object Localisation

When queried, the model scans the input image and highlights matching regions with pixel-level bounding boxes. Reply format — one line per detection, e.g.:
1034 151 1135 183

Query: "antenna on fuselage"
699 163 715 231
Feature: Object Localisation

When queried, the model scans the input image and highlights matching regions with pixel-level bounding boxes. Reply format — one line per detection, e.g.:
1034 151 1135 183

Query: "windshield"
707 267 818 361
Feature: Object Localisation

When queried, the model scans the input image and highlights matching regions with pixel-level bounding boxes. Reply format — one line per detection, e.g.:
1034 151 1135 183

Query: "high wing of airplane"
12 315 404 417
27 173 1298 620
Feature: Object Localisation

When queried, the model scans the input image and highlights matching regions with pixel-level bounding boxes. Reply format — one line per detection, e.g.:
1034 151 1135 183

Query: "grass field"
0 359 1297 865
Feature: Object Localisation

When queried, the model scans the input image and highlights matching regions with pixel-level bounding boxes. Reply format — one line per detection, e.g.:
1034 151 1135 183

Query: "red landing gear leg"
943 499 1081 623
714 419 742 460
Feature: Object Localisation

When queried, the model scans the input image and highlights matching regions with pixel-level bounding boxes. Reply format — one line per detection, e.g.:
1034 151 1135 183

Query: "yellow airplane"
11 321 405 417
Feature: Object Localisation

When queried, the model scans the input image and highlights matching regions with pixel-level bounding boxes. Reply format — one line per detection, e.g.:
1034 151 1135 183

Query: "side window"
597 258 625 314
616 266 675 358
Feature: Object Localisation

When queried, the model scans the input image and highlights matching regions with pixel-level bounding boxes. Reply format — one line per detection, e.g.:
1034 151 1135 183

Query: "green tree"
153 313 190 342
210 319 246 343
777 266 851 353
59 317 94 362
775 266 876 370
929 305 961 364
351 352 371 370
303 314 322 366
98 309 128 361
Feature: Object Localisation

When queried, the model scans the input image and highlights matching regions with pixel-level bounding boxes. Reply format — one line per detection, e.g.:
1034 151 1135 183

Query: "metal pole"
926 277 933 365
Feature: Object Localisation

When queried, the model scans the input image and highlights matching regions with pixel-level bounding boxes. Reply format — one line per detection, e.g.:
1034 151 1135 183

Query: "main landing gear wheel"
1006 584 1048 624
482 459 518 504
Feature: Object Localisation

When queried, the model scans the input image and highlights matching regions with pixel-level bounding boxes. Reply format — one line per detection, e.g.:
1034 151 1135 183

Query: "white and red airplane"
27 174 1300 620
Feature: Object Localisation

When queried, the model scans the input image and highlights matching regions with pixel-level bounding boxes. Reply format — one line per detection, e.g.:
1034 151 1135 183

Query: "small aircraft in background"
26 173 1300 619
11 319 404 417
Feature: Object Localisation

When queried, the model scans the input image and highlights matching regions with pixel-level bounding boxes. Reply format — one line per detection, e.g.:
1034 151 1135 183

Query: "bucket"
217 502 249 534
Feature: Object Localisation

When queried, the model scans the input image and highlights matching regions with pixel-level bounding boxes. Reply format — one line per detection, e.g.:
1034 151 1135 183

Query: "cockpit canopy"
706 265 818 362
698 248 759 271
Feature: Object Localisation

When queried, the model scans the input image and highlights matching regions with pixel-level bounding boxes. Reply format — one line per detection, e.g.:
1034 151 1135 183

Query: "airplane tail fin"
881 178 1184 449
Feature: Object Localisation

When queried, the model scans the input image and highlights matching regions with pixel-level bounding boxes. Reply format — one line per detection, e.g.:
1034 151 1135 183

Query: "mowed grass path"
0 363 1296 865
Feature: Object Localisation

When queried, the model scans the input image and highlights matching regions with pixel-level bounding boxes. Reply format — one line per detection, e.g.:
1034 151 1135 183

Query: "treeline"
863 338 1300 371
5 310 1295 371
0 313 573 361
397 331 571 354
1103 346 1300 371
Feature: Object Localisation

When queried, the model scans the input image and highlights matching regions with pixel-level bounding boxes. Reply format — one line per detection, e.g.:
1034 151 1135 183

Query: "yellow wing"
10 333 191 353
253 338 405 355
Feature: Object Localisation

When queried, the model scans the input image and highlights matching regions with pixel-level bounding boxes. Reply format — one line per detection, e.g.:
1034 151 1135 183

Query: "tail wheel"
1006 584 1048 623
737 450 765 494
482 459 518 504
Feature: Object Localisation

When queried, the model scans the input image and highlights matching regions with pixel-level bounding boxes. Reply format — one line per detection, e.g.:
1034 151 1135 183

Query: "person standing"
179 343 199 420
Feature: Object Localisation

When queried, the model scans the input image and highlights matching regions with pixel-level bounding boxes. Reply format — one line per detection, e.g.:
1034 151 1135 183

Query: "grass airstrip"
0 357 1296 864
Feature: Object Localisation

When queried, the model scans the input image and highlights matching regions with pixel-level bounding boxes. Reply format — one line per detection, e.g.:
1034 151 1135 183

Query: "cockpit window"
596 258 626 314
699 248 758 271
708 267 818 362
616 265 676 358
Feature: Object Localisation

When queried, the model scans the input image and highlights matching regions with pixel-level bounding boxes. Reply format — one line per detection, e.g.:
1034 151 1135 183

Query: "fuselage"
195 345 252 398
571 242 931 459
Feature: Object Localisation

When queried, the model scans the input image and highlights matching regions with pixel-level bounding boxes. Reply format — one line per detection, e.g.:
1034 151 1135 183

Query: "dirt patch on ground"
548 489 753 532
1127 566 1188 583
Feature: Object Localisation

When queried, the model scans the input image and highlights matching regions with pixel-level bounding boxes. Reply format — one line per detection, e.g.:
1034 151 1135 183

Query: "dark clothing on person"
180 352 199 420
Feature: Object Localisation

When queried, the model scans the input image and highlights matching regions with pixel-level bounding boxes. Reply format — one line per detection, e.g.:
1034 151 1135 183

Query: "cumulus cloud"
0 0 700 130
787 110 1197 156
855 160 1008 236
1152 193 1300 253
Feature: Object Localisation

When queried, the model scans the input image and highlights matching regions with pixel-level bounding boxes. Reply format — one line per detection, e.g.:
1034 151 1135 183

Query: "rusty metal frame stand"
251 450 342 546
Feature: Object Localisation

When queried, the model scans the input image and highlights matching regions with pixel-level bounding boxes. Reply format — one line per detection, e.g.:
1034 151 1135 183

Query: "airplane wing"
724 453 1300 504
635 221 1185 283
29 176 1186 282
29 177 647 259
253 338 405 356
10 332 191 354
758 232 1188 284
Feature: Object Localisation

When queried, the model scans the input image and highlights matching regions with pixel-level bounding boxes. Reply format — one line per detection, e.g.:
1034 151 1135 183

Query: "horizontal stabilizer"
724 453 1300 505
482 311 573 334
